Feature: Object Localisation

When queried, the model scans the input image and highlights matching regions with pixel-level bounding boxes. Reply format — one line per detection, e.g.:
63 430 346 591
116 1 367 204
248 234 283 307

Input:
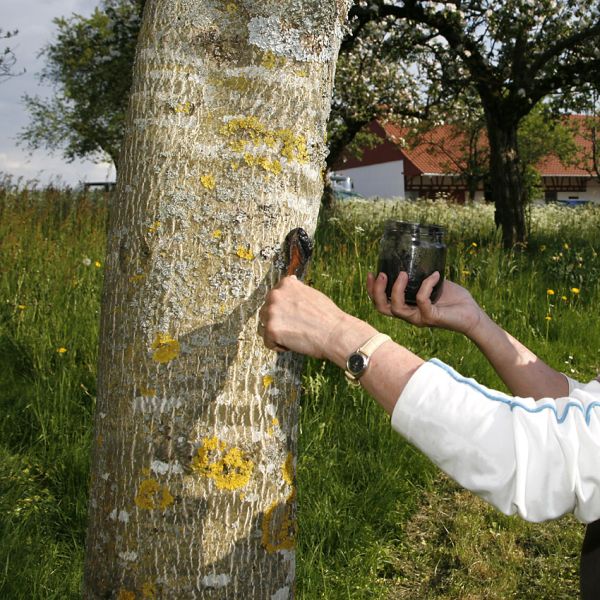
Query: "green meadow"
1 186 599 598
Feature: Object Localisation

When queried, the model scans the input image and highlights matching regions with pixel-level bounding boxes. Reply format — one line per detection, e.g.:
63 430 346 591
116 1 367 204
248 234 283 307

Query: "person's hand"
258 275 352 359
367 271 482 336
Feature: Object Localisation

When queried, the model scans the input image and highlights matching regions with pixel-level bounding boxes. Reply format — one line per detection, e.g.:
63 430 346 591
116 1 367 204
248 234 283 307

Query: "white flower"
82 257 92 266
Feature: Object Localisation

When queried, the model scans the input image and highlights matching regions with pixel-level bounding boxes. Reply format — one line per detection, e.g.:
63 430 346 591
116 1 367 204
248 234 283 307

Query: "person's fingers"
389 272 412 317
370 272 393 315
366 271 375 301
414 271 441 323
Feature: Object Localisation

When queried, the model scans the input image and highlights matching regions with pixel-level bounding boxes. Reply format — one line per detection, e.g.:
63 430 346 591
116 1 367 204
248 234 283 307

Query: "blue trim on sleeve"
428 358 600 426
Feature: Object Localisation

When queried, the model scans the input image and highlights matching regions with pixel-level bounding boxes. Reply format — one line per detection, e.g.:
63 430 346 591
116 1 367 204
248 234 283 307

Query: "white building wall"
335 160 405 199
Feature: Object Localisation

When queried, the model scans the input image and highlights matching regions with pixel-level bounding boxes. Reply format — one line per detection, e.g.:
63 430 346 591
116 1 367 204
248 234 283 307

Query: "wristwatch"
344 333 391 385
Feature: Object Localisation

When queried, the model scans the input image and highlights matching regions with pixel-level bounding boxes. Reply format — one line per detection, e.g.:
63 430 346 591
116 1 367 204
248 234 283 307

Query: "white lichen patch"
118 551 139 562
248 15 342 64
118 510 130 523
151 459 184 476
271 586 290 600
281 549 296 583
201 573 231 589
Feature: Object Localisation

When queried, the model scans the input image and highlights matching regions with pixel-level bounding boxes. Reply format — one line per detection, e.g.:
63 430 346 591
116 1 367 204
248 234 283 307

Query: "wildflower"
561 295 568 301
471 242 478 247
563 243 569 250
461 270 471 276
546 289 555 295
545 315 552 321
17 304 26 310
82 257 92 266
95 261 102 268
57 347 68 354
571 287 580 295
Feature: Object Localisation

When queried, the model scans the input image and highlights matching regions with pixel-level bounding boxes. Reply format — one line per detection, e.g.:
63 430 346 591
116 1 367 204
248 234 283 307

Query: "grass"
1 187 599 598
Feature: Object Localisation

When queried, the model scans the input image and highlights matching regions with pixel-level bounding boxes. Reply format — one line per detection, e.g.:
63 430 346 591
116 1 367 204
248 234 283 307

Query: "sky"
1 0 116 187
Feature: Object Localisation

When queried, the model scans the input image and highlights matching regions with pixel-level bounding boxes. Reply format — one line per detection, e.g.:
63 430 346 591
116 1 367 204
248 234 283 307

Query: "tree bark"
83 1 349 598
485 113 527 248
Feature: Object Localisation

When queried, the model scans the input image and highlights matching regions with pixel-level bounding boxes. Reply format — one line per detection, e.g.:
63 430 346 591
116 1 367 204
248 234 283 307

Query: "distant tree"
0 29 23 82
19 0 144 167
348 0 600 247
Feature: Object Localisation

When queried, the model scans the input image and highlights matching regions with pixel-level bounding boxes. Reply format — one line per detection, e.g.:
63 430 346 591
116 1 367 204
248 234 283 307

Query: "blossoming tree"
349 0 600 247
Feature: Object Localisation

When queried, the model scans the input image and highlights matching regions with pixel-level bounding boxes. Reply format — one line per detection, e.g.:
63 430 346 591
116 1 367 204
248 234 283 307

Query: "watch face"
348 353 366 375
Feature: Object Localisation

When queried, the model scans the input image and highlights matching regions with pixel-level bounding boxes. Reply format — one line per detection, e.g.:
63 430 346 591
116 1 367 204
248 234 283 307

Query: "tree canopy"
19 0 143 166
347 0 600 245
0 30 23 82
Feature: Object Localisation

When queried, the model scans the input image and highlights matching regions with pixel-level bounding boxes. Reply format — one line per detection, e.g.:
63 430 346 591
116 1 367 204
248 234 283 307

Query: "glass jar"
377 220 447 305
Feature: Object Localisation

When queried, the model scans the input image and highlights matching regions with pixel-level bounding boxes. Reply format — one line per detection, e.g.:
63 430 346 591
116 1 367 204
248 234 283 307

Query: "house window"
544 190 557 202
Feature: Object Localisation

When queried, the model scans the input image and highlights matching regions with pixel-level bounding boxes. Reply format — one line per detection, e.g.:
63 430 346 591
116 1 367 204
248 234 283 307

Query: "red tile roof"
378 115 595 177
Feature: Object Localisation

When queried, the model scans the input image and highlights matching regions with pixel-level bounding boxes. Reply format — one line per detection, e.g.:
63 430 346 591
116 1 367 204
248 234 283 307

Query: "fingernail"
378 272 386 281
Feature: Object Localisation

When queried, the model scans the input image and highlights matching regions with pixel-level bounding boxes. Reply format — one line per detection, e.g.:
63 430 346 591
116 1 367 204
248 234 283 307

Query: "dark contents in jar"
377 221 447 305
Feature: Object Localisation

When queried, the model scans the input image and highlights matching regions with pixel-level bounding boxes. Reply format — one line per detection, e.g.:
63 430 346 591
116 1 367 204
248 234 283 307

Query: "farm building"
332 116 600 204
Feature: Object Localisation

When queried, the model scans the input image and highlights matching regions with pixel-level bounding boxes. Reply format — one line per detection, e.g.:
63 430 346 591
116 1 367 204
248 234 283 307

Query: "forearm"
467 310 569 399
323 314 424 415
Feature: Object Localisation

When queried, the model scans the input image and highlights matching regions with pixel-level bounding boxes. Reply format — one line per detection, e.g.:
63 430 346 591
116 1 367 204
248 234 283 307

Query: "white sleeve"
391 358 600 523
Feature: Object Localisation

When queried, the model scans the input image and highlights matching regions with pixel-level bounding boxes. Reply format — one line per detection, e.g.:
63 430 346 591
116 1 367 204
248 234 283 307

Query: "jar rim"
383 220 445 234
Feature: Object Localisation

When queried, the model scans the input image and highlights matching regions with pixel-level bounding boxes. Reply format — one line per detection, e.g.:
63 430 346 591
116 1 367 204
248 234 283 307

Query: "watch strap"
344 333 391 384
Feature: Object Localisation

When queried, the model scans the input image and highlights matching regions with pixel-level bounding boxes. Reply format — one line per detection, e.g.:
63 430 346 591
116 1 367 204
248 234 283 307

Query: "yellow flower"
546 289 555 295
57 347 68 354
94 261 102 268
571 287 580 295
471 242 478 247
561 295 568 301
461 270 471 276
563 243 569 250
545 315 552 321
17 304 26 310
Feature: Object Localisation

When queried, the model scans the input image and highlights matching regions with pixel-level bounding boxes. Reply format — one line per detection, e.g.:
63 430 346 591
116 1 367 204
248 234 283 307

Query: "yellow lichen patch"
97 433 104 447
225 2 237 13
134 478 174 511
262 489 296 553
151 333 180 364
142 581 157 599
295 68 309 77
236 246 255 261
139 386 156 396
262 375 274 388
219 75 252 95
212 229 222 239
282 452 294 486
191 436 254 491
129 274 146 283
147 220 161 233
173 101 194 115
220 116 309 168
261 50 286 70
118 590 136 600
200 174 216 190
278 129 309 163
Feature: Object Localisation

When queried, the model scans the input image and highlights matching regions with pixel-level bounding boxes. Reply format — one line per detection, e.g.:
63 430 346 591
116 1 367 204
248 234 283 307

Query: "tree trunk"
485 114 527 248
83 1 348 598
